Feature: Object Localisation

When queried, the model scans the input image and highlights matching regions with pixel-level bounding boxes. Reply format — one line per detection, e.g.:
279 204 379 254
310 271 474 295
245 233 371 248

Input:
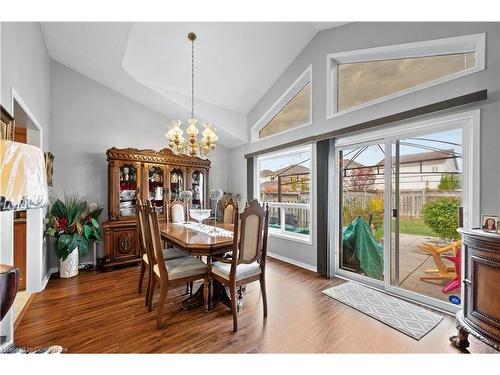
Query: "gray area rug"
323 282 443 340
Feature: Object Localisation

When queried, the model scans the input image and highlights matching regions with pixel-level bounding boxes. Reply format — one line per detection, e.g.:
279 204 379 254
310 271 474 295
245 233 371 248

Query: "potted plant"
45 194 103 278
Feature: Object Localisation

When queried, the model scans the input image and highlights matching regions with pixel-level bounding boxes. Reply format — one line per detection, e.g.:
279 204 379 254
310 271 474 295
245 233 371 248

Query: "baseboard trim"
268 252 317 273
40 267 58 291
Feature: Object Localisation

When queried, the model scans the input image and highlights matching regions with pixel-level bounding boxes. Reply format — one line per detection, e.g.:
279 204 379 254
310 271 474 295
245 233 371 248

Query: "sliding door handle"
392 208 398 218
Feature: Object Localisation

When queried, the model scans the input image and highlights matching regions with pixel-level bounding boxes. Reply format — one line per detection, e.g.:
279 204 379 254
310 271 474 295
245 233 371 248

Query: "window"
256 145 312 242
327 33 485 117
252 66 312 142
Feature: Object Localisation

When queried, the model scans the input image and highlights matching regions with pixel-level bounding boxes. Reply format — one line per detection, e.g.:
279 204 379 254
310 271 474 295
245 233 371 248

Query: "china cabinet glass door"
147 165 165 214
191 170 205 209
170 168 184 201
119 164 138 217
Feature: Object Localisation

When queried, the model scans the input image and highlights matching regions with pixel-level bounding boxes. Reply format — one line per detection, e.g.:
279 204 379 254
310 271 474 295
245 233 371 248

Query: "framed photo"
1 105 15 141
481 214 498 232
497 222 500 235
44 152 55 187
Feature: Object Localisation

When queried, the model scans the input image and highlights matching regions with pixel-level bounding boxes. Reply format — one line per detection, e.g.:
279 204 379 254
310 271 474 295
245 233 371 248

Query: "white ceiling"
41 22 347 148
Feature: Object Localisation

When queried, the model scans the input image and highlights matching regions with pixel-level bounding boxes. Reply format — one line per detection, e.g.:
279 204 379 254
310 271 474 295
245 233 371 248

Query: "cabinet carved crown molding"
106 147 211 168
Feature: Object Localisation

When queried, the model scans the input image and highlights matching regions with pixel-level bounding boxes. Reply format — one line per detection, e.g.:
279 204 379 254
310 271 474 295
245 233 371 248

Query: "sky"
259 150 311 172
342 128 462 170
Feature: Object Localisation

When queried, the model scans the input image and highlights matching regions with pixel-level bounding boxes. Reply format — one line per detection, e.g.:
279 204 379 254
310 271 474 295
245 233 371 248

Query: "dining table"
159 221 235 310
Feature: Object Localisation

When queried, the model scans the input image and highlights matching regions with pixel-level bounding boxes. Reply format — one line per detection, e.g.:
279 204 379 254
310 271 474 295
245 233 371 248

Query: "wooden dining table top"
159 222 234 256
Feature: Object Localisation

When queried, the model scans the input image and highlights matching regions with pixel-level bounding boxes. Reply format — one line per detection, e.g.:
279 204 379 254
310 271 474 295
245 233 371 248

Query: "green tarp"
269 223 310 234
342 216 384 279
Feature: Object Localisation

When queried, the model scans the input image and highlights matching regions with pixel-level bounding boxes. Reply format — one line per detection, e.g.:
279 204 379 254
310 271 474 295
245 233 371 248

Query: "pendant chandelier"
166 32 218 157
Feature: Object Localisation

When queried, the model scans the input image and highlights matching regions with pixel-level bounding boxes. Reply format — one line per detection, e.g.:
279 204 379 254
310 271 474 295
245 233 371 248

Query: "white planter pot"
59 247 79 278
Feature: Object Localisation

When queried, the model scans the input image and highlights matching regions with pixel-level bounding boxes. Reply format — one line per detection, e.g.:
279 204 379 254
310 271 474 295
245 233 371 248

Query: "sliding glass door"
389 129 463 308
334 111 477 312
338 142 385 284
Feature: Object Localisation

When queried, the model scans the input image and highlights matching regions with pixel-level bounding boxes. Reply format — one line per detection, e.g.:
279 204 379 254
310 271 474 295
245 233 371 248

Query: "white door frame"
11 87 48 294
332 109 480 313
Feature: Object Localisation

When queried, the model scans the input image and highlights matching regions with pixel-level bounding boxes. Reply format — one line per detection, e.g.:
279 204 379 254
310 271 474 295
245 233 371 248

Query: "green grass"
399 218 437 237
373 218 438 239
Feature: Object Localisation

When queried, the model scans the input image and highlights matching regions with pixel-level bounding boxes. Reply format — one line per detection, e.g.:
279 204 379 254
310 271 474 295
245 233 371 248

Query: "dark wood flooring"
14 258 495 353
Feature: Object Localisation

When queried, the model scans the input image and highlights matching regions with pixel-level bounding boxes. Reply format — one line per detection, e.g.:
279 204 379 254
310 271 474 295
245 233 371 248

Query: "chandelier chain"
191 37 195 118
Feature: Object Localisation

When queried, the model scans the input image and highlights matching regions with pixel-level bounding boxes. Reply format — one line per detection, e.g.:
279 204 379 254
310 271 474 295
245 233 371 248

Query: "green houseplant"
46 194 103 278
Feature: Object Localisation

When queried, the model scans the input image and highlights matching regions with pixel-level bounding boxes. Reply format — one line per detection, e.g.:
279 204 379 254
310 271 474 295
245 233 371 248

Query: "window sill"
268 230 312 245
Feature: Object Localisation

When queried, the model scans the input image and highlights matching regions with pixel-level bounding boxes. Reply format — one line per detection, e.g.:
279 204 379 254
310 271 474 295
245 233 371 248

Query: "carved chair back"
136 198 147 257
229 200 269 277
223 198 237 224
170 198 184 223
145 202 169 281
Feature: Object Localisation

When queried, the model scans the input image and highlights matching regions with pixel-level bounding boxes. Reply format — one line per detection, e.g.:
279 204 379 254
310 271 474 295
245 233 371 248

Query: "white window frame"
326 33 486 119
251 66 312 143
255 144 313 244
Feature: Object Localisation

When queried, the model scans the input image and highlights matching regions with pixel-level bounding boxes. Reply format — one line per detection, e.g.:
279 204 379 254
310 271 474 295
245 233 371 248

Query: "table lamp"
0 139 58 353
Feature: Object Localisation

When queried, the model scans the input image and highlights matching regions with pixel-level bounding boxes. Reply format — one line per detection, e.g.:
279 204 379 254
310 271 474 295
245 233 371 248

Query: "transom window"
327 33 485 117
256 145 312 243
252 66 312 142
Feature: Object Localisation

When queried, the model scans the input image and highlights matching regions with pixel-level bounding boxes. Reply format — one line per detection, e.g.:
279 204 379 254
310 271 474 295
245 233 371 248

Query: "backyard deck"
398 234 459 303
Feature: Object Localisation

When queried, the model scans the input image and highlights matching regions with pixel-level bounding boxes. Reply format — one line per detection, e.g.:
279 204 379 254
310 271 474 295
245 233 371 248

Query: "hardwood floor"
14 258 494 353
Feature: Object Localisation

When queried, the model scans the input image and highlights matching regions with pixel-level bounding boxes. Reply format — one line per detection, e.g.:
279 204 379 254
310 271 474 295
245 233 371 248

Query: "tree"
344 167 376 191
422 197 461 240
438 174 461 191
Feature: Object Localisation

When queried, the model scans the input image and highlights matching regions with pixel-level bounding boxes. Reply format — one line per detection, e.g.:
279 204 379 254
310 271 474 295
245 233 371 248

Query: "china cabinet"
101 147 210 268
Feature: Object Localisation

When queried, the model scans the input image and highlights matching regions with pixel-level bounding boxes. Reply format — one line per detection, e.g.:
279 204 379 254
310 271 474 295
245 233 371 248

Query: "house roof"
274 164 310 177
342 159 365 169
259 169 274 178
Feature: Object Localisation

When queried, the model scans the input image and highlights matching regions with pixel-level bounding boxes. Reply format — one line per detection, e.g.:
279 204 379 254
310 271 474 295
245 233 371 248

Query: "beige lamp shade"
0 139 48 211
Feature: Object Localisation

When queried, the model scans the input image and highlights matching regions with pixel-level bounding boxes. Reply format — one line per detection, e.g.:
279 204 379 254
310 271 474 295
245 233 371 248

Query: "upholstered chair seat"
142 247 187 263
153 256 208 280
212 261 261 281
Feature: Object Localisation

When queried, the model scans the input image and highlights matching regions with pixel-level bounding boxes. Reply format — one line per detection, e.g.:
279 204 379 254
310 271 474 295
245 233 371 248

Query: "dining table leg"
180 254 232 311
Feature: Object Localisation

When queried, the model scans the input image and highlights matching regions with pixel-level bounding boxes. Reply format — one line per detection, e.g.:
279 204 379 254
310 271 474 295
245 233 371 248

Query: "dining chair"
222 197 237 224
170 199 185 223
144 202 209 329
168 197 196 295
136 199 189 307
211 199 269 332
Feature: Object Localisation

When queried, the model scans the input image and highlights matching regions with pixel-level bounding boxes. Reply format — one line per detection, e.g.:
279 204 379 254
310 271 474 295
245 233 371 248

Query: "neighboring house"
259 164 310 202
376 149 460 191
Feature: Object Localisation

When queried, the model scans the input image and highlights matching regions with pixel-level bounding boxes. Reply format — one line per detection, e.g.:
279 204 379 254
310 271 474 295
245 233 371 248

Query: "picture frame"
1 105 15 141
44 152 55 187
481 214 498 232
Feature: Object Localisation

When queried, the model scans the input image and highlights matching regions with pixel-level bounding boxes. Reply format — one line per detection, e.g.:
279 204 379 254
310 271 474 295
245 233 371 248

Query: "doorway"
333 110 479 312
11 98 43 324
13 125 27 291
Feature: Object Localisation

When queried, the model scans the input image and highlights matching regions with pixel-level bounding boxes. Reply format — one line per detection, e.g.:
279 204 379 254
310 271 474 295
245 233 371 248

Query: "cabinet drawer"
112 228 140 261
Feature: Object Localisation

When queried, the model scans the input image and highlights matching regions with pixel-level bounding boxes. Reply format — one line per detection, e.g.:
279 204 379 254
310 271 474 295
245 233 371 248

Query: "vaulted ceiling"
41 22 347 148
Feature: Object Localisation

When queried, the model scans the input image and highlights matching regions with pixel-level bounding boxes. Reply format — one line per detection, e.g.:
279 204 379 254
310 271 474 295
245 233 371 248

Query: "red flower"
57 217 68 231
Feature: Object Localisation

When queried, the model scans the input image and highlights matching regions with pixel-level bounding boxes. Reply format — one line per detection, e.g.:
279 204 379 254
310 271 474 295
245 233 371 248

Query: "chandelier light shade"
166 32 217 157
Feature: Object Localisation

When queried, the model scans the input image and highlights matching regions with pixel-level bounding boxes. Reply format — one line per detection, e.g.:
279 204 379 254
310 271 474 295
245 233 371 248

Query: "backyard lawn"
373 218 437 239
399 218 437 237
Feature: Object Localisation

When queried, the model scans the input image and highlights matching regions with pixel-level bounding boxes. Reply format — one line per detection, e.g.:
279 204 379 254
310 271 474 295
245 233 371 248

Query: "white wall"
0 22 51 342
228 22 500 270
50 61 230 266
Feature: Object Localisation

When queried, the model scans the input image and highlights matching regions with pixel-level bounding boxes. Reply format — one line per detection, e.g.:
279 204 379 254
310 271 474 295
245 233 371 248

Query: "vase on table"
59 247 79 278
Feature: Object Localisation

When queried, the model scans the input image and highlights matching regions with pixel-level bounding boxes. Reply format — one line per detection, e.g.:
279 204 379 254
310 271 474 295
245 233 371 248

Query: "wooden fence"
343 189 461 218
